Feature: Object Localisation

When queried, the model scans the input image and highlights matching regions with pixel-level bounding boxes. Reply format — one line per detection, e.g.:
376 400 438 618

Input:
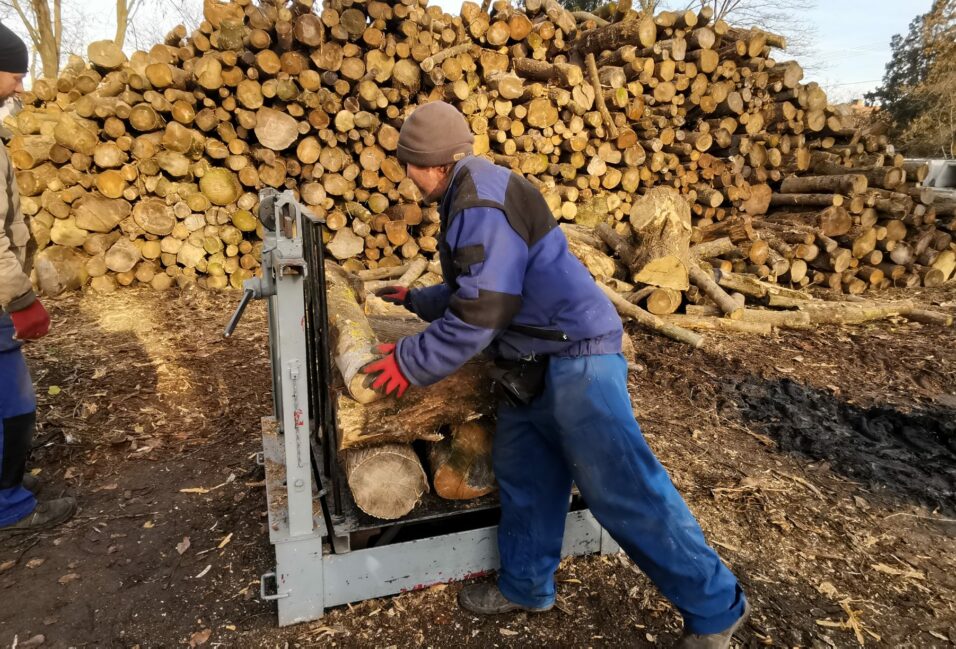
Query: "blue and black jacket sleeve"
406 284 452 322
396 206 527 386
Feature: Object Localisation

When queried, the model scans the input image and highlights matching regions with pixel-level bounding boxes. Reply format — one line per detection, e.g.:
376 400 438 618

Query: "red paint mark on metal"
294 409 304 427
398 570 492 594
300 315 306 330
460 570 492 581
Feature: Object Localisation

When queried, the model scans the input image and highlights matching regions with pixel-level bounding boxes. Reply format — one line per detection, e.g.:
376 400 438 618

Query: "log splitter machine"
226 189 618 626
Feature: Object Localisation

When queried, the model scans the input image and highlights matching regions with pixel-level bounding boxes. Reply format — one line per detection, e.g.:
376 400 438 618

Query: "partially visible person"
0 22 76 532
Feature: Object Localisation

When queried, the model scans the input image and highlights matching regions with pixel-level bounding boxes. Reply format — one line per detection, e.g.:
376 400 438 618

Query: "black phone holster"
489 357 549 407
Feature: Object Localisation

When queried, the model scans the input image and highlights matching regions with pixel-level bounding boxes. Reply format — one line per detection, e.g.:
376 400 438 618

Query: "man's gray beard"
0 97 22 116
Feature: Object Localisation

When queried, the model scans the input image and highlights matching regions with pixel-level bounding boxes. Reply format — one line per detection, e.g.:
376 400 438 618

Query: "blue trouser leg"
0 345 39 527
492 353 745 634
493 399 573 609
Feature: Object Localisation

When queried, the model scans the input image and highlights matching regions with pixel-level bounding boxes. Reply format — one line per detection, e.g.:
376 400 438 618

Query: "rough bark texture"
629 187 693 290
427 420 496 500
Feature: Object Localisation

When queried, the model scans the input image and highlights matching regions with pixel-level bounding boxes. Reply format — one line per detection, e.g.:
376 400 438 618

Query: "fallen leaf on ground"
26 558 45 569
57 573 80 585
176 537 191 555
872 563 925 580
217 532 233 549
0 560 16 572
143 520 155 529
817 581 839 597
499 628 518 637
47 386 61 396
180 474 237 496
19 634 46 648
188 629 211 647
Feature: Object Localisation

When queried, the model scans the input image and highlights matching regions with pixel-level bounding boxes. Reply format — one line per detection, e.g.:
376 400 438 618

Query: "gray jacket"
1 134 36 352
0 135 35 314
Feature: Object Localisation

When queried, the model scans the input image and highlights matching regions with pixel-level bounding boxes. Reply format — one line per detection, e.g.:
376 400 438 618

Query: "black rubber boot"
675 601 751 649
458 582 553 615
20 473 41 494
0 497 76 532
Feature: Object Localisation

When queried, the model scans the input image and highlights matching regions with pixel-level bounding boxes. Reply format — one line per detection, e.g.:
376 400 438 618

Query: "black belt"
507 323 569 342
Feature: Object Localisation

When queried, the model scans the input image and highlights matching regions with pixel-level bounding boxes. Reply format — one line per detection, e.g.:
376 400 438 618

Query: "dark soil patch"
723 377 956 513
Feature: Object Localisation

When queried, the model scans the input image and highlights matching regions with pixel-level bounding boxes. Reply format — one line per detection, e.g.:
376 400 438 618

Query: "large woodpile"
7 0 954 300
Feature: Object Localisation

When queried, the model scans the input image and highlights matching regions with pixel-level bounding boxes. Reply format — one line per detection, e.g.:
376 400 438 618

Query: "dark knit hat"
397 101 474 167
0 23 28 74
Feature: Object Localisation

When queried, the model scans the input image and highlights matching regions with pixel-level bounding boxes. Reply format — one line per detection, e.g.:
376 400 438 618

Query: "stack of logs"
6 0 954 298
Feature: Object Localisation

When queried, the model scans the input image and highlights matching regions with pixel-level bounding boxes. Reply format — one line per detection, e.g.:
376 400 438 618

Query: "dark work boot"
20 473 41 494
0 497 76 532
675 601 751 649
458 583 553 615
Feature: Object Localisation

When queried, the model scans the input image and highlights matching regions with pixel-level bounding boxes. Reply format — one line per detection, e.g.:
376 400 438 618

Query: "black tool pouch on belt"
489 357 549 407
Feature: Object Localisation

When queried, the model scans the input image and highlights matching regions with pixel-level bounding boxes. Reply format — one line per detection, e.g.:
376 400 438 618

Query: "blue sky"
4 0 935 103
797 0 933 101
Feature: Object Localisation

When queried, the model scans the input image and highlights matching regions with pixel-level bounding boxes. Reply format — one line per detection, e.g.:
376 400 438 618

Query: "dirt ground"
1 285 954 649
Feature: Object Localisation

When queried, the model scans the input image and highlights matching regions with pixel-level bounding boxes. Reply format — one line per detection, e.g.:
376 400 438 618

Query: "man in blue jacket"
363 101 748 647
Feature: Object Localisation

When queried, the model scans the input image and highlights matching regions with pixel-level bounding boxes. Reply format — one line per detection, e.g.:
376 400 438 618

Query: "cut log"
105 238 141 273
344 444 428 520
779 174 867 195
645 287 682 315
325 262 383 405
88 40 127 69
34 245 89 297
199 168 241 206
661 314 772 335
598 281 703 348
689 264 744 319
629 187 693 290
428 420 496 500
254 107 299 151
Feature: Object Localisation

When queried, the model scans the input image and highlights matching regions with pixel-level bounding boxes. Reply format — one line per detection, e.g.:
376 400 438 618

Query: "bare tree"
2 0 61 78
125 0 203 51
115 0 147 50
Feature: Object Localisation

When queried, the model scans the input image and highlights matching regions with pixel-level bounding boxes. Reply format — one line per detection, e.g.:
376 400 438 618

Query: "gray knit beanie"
397 101 474 167
0 23 28 74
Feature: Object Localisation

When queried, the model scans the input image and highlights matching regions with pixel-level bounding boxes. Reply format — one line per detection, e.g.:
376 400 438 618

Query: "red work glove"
361 343 411 398
10 299 50 340
375 285 410 307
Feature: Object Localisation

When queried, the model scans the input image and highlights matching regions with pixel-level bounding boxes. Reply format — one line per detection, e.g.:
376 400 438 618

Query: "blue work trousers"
0 315 38 527
493 353 746 634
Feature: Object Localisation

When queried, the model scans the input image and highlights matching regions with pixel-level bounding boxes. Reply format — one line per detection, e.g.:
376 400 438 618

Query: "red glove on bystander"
374 285 409 307
10 299 50 340
361 343 411 398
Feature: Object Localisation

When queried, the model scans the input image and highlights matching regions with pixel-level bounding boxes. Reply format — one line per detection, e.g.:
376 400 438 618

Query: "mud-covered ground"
1 286 954 648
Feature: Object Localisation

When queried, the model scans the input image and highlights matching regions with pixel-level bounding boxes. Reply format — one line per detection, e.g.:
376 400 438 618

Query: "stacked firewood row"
7 0 953 299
